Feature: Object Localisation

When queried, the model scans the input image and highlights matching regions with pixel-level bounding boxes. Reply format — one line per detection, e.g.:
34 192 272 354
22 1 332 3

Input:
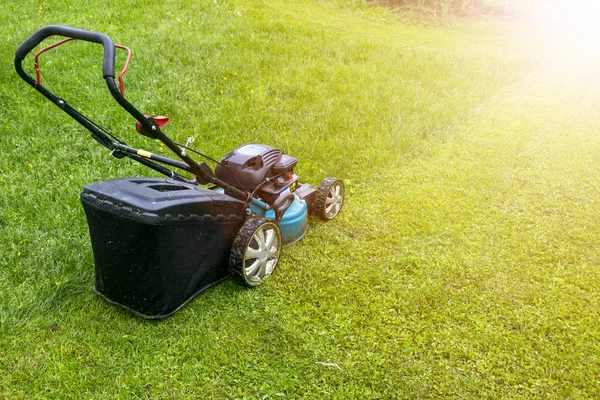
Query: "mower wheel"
229 218 282 287
312 178 344 221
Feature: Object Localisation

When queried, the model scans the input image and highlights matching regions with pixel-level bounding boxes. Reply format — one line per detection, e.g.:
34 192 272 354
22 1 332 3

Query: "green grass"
2 0 599 398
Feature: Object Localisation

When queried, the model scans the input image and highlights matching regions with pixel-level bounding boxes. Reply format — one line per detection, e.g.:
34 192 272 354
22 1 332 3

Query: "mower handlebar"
14 25 246 198
15 25 116 78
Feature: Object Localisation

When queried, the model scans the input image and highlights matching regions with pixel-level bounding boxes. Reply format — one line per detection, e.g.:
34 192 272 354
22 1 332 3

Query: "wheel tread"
312 177 344 221
229 217 281 287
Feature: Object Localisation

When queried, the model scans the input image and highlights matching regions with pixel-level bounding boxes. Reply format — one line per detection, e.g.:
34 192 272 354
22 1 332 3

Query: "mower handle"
15 25 115 78
15 25 250 199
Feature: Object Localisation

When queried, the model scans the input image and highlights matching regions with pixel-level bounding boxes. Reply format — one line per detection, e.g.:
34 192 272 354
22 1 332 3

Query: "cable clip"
181 137 195 156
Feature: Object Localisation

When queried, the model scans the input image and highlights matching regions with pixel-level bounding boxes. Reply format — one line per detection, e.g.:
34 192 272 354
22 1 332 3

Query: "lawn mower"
15 25 344 319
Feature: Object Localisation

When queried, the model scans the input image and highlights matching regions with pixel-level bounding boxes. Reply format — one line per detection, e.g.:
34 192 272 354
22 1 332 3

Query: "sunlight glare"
525 0 600 71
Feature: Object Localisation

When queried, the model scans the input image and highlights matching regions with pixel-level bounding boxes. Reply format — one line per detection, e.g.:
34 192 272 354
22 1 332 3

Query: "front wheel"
312 178 345 221
229 218 282 287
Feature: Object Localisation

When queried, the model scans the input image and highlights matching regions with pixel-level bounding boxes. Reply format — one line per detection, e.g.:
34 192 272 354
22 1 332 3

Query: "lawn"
1 0 599 398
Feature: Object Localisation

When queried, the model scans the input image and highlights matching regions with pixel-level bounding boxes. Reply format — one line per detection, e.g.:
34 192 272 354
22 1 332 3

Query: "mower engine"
215 144 301 204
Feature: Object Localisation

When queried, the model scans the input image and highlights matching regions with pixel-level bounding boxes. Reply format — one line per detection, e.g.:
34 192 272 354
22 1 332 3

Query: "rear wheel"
229 218 282 287
312 178 344 221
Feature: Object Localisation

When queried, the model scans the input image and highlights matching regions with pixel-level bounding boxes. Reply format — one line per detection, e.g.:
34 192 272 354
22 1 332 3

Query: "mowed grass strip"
4 0 596 398
330 67 600 397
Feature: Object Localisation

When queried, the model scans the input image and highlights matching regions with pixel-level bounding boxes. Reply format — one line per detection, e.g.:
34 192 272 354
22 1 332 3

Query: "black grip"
15 25 115 78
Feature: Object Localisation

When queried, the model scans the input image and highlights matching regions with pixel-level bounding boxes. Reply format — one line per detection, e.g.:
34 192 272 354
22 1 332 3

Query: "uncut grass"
0 0 549 398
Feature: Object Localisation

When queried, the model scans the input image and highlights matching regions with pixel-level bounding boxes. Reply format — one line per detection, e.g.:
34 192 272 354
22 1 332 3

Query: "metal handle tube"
110 143 196 174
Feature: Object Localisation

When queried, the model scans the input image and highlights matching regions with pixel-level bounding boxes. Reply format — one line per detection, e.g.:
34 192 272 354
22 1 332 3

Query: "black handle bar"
15 25 115 78
14 25 251 200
